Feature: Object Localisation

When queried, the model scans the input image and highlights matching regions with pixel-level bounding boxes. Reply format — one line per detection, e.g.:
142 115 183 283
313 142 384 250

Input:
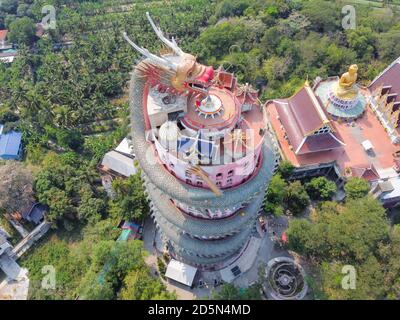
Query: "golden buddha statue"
333 64 359 100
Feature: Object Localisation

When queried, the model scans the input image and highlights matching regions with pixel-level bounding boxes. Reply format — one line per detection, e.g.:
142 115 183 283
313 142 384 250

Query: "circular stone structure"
264 257 308 300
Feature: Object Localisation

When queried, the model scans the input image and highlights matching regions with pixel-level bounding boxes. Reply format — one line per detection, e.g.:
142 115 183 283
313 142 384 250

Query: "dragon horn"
146 12 184 56
123 32 177 71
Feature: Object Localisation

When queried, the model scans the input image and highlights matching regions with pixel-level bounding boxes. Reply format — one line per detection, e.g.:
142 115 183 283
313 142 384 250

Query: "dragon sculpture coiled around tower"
124 12 277 269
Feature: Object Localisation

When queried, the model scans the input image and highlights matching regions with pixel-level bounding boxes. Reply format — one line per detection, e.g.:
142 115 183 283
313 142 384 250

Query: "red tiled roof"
297 133 344 155
274 99 304 151
267 93 399 172
369 58 400 108
236 83 258 105
349 164 380 181
0 30 8 42
289 85 330 135
274 84 341 154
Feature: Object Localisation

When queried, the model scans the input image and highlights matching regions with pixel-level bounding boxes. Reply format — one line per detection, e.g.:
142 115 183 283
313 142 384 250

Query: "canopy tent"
165 259 197 287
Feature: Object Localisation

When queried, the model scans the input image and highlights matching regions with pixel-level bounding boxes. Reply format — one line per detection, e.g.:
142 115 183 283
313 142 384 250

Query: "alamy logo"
41 265 56 290
342 5 356 30
42 5 57 30
341 265 356 290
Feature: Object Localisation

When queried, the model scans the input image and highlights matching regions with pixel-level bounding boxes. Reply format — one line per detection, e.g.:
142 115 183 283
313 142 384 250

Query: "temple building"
368 57 400 143
271 82 344 156
369 57 400 113
0 29 17 63
267 57 400 207
126 13 277 273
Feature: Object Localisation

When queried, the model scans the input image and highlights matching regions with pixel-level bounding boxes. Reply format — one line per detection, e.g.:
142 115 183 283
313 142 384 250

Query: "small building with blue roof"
0 129 23 160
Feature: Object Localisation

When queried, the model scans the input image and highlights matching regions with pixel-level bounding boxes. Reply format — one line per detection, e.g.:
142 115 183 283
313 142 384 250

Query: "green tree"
287 196 393 298
8 17 36 45
77 186 105 223
83 135 115 162
377 225 400 299
284 181 310 215
212 283 241 300
319 256 386 300
277 160 295 180
38 187 74 223
197 19 254 61
77 270 115 300
77 240 156 299
34 152 106 227
214 0 250 19
306 176 337 201
346 27 376 61
110 173 149 222
21 237 85 300
287 197 389 262
120 269 176 300
301 0 341 33
286 219 315 254
344 177 370 199
55 129 84 151
0 0 18 14
377 26 400 62
212 282 261 300
264 174 286 216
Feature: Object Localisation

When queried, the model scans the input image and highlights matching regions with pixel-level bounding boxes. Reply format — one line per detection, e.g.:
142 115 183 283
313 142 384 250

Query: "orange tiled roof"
0 30 8 42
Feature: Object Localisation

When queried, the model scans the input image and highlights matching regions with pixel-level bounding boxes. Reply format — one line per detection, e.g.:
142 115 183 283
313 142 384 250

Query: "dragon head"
123 12 214 95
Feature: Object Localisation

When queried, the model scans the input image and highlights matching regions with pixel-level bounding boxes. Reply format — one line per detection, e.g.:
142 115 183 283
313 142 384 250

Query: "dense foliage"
21 219 175 300
264 174 286 216
33 152 107 228
265 174 338 216
191 0 400 99
286 196 400 299
284 180 310 215
306 176 337 201
344 177 371 199
109 172 149 223
211 283 262 300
